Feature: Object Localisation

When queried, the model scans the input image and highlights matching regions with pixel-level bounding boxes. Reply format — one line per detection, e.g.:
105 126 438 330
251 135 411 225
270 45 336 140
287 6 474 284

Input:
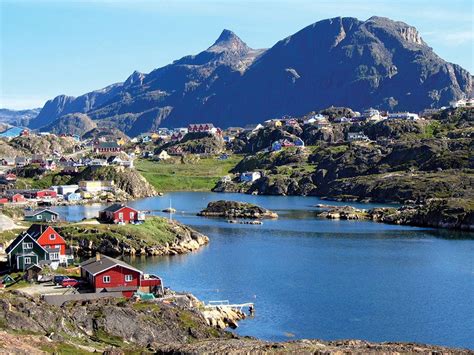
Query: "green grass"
40 342 92 354
59 216 177 249
132 302 161 312
135 155 242 191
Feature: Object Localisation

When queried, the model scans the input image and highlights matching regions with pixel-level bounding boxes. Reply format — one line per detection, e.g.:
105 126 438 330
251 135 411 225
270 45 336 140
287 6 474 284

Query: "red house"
35 190 57 199
99 204 143 224
80 254 162 297
25 224 72 265
10 193 26 203
5 173 17 181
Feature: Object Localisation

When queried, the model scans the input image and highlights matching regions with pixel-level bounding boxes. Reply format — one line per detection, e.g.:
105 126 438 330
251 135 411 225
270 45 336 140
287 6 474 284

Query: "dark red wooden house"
99 204 142 224
80 254 162 297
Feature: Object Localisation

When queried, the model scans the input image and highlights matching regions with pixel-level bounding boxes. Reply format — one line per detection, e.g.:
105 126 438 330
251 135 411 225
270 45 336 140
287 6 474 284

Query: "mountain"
30 16 472 135
0 108 41 127
39 113 97 136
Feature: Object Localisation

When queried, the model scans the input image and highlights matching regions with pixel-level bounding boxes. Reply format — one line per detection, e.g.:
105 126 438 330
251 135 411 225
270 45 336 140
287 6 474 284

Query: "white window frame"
49 252 59 260
24 257 31 264
49 234 56 240
125 274 133 282
22 242 33 249
37 215 42 220
118 212 123 220
103 275 111 283
129 212 135 219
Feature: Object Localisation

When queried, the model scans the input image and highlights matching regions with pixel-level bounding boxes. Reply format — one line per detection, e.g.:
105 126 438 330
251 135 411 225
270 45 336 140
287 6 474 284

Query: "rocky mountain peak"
365 16 424 45
124 70 145 86
210 29 249 52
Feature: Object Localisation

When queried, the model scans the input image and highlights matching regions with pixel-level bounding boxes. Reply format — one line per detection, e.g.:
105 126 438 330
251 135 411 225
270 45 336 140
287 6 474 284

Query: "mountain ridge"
30 16 472 135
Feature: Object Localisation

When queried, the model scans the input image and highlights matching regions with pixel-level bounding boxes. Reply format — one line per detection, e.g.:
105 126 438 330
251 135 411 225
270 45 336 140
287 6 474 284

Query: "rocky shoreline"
0 290 471 354
198 200 278 219
316 198 474 231
59 218 209 257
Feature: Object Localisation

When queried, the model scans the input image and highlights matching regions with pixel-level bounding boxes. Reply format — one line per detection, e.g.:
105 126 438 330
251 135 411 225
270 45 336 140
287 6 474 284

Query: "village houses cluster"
2 203 161 298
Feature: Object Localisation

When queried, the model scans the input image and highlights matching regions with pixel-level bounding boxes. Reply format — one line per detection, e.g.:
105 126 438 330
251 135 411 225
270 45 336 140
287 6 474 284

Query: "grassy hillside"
135 156 242 191
59 217 177 248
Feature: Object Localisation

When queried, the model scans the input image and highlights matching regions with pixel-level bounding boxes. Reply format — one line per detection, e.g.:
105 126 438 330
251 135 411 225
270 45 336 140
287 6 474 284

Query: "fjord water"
54 192 474 349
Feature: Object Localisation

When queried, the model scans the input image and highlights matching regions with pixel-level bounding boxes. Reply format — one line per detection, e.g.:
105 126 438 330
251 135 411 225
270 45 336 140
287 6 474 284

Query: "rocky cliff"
0 291 470 353
71 166 157 199
31 16 472 134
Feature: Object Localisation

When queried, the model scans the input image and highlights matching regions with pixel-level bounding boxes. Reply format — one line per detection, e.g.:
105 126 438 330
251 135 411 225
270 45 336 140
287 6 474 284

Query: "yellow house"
80 191 92 199
116 138 127 146
151 132 159 140
79 181 102 193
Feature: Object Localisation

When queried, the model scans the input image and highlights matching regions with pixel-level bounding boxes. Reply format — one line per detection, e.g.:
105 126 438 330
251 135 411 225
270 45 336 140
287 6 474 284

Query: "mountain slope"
31 17 472 134
39 112 97 136
0 108 41 126
200 16 472 123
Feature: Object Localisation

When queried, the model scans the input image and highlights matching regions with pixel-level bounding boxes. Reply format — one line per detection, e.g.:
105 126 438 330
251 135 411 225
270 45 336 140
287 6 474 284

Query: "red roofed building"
10 193 26 203
25 224 72 265
99 204 144 224
80 254 163 297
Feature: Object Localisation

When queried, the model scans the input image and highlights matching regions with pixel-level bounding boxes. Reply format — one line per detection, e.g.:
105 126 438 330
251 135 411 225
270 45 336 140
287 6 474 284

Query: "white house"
240 171 262 183
157 150 171 161
450 98 474 108
57 185 79 196
347 132 370 142
387 112 420 121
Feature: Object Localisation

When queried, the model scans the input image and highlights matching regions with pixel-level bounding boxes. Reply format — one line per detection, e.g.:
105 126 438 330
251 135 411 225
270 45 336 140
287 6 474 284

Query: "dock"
205 300 254 313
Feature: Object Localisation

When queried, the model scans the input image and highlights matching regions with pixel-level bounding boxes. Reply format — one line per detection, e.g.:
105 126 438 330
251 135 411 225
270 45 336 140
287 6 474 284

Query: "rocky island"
198 200 278 219
316 198 474 231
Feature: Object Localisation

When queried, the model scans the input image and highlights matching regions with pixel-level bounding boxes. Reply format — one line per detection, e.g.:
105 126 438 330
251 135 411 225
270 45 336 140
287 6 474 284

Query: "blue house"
271 141 282 151
65 192 82 202
295 138 305 147
0 127 24 138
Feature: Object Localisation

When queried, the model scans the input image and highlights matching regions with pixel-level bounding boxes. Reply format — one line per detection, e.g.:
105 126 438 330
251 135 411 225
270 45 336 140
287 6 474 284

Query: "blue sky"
1 0 473 109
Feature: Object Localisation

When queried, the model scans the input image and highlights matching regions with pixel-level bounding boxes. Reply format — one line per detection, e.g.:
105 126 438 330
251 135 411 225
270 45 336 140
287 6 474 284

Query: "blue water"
53 192 474 349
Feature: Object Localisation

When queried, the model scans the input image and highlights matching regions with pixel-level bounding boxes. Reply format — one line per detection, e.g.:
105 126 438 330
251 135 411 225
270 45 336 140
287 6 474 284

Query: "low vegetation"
135 155 242 191
59 217 177 250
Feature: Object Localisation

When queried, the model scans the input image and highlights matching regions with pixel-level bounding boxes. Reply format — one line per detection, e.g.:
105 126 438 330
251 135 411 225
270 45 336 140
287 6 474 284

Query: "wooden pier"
205 300 254 312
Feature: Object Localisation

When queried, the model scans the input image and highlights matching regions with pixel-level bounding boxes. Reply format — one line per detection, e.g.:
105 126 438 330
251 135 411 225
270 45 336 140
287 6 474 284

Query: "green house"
24 209 60 223
5 232 48 271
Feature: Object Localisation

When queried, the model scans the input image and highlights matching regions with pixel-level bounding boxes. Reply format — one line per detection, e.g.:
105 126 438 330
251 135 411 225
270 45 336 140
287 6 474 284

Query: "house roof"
79 255 142 276
25 224 60 240
5 232 49 255
97 141 120 149
101 203 136 213
24 209 59 217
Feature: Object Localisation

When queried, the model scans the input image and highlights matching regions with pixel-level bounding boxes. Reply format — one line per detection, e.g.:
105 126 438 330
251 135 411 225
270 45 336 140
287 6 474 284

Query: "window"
22 242 33 249
49 252 59 260
118 212 123 220
37 215 42 220
24 257 31 264
125 274 133 282
130 212 135 219
103 275 111 283
49 234 56 240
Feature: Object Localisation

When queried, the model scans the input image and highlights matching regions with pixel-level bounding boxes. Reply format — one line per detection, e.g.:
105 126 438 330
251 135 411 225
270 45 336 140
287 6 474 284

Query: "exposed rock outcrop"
59 218 209 257
0 291 470 354
71 166 157 199
198 200 278 219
